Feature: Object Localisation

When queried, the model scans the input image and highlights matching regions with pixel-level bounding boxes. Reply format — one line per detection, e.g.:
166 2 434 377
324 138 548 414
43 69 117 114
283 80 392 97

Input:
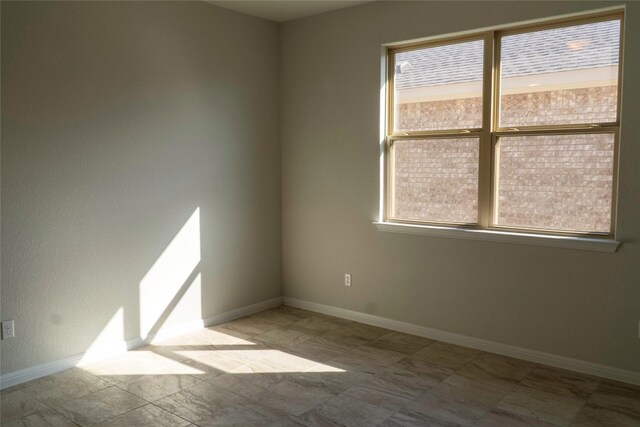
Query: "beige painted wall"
281 1 640 372
1 1 281 374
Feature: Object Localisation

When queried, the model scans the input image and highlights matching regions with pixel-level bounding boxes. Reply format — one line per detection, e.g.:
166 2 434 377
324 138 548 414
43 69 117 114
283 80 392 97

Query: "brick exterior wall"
497 133 613 233
393 138 478 224
501 86 618 127
396 86 617 131
393 87 616 232
397 98 482 132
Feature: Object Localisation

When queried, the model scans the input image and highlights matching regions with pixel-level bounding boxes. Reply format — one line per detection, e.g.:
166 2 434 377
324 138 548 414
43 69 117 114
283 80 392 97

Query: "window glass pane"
500 19 620 127
391 138 479 224
394 40 483 132
495 134 614 233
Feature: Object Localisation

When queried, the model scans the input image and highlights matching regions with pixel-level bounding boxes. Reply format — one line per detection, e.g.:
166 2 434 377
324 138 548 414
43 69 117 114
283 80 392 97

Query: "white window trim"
373 221 620 253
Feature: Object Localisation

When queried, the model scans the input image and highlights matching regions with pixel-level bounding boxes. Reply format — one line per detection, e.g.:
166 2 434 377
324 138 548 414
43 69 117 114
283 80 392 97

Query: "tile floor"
2 306 640 426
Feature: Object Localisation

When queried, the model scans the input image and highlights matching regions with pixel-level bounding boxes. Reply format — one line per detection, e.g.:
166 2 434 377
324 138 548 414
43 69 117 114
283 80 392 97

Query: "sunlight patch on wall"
78 307 125 365
159 272 202 334
139 208 202 339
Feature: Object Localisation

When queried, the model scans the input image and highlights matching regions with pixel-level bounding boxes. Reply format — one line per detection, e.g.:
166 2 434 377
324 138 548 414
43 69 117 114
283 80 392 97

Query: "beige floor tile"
302 395 394 427
378 409 449 426
154 382 244 423
273 306 318 320
218 316 281 336
48 386 146 427
208 371 287 399
15 409 78 427
443 373 513 405
0 382 31 394
368 332 434 354
571 402 640 426
232 349 322 374
151 328 229 347
83 349 198 381
173 357 227 381
341 374 421 411
287 369 373 394
314 331 371 350
256 379 335 417
255 326 317 349
412 341 482 370
0 420 27 427
520 366 600 400
496 384 587 426
19 368 112 406
290 339 350 362
456 353 535 390
136 344 212 367
168 348 248 374
572 379 640 426
0 390 48 423
194 402 298 426
386 356 454 389
588 379 640 412
292 316 352 334
117 374 201 401
475 408 557 426
326 345 405 374
126 348 202 371
247 307 312 326
405 374 512 426
81 359 146 386
331 323 390 341
95 404 190 426
86 359 205 388
206 325 262 345
294 410 344 426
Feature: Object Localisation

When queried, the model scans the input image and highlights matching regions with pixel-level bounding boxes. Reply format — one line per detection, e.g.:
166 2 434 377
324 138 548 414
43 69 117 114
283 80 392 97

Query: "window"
385 12 622 237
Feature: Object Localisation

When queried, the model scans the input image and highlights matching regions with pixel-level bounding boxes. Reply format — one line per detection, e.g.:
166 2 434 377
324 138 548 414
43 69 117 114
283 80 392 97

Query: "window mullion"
477 31 495 228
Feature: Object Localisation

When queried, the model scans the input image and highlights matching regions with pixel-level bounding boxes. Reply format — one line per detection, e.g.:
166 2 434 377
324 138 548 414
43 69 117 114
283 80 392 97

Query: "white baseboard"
0 297 282 390
284 297 640 386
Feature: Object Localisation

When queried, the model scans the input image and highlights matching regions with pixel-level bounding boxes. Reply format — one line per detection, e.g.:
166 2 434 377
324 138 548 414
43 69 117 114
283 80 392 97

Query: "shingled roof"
395 19 620 90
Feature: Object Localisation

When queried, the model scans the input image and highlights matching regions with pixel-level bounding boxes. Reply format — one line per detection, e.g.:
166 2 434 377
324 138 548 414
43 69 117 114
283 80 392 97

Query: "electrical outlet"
345 273 352 287
2 320 15 339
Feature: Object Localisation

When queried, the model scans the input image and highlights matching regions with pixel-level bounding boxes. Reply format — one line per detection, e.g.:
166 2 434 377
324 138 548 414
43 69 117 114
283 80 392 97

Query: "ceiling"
206 0 373 23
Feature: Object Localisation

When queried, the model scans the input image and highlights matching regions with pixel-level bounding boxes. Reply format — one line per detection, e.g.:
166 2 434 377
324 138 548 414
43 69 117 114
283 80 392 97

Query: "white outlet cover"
2 320 15 339
345 274 352 286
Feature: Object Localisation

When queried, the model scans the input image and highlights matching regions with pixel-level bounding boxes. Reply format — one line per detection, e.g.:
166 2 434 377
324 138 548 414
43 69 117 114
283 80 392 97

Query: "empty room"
1 0 639 426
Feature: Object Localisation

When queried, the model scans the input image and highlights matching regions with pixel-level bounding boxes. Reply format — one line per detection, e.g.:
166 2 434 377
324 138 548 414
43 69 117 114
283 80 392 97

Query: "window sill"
373 222 620 253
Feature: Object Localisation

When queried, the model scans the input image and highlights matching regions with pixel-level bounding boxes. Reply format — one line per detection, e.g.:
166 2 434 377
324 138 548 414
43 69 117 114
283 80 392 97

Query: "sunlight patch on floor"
81 327 344 377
